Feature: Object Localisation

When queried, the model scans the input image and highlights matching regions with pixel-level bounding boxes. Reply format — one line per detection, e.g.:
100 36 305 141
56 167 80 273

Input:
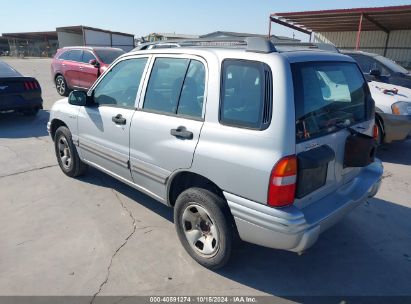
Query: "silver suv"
48 38 383 269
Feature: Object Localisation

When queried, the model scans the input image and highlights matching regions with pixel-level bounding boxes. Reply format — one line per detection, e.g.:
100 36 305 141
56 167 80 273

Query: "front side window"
143 58 206 118
350 54 390 75
292 61 370 142
220 59 271 129
375 55 408 74
93 58 148 108
82 51 96 64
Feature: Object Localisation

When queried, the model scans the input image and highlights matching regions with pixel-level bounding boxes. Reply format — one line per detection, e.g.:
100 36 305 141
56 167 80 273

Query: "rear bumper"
380 113 411 143
225 159 383 252
0 95 43 112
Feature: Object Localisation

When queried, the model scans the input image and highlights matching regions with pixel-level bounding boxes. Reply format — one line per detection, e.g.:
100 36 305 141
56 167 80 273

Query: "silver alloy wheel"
56 76 65 95
58 136 72 170
181 204 219 257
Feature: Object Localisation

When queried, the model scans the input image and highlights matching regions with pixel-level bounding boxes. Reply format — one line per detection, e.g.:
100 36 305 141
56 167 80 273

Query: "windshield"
292 61 369 142
94 49 125 64
375 55 409 74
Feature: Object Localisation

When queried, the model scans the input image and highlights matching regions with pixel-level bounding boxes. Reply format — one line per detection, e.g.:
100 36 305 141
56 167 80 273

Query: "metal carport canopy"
269 5 411 50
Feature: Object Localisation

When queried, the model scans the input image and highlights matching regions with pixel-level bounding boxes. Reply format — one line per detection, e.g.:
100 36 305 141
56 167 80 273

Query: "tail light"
23 80 39 90
268 155 297 207
373 124 379 140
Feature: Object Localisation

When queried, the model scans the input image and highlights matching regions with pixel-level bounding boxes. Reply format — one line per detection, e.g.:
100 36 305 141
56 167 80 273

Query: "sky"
0 0 410 42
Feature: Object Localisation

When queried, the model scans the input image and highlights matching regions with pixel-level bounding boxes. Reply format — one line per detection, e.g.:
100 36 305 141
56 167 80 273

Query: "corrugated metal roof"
2 31 58 40
56 26 134 37
271 5 411 33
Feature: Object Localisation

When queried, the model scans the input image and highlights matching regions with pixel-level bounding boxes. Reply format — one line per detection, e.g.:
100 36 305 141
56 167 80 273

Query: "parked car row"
0 46 125 116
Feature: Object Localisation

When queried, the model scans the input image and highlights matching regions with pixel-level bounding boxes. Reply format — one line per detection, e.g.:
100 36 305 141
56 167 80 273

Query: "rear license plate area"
296 145 335 198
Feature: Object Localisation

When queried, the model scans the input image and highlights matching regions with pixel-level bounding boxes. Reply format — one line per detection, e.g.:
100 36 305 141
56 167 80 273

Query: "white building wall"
313 30 411 68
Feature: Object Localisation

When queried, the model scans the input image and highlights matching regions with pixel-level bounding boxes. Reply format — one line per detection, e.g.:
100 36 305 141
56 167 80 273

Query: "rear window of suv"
292 61 370 142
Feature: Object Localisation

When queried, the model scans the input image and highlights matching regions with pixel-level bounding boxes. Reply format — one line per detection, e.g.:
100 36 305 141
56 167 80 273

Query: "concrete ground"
0 58 411 301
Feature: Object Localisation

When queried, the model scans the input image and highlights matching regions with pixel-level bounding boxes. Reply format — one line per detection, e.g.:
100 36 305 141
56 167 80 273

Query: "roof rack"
274 42 340 53
135 37 276 53
134 37 338 54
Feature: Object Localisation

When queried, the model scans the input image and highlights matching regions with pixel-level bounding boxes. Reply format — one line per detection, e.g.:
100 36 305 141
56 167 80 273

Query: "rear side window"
220 59 272 129
58 51 70 60
67 50 83 62
292 61 370 142
143 58 206 119
177 60 206 118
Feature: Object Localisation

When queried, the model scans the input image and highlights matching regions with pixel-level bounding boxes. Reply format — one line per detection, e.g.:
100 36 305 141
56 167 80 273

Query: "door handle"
112 114 127 125
170 126 193 140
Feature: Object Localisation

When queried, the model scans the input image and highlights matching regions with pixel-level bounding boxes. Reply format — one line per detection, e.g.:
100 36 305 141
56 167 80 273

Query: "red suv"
51 47 125 96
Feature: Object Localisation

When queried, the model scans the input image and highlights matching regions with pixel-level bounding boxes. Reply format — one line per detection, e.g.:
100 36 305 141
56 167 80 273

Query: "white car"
368 81 411 144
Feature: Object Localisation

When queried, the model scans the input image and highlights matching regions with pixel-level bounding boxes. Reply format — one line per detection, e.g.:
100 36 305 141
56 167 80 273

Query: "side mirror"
89 59 100 68
68 90 88 106
369 69 381 77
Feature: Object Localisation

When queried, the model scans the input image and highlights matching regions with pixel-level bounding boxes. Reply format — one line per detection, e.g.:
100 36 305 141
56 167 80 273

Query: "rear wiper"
333 120 372 139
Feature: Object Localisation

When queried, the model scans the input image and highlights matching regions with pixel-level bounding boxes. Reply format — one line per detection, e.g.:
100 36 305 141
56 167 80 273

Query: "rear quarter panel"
190 52 295 204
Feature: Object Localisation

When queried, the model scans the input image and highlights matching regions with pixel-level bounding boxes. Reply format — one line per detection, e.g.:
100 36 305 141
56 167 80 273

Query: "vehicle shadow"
78 167 173 222
377 139 411 166
0 110 49 138
79 168 411 297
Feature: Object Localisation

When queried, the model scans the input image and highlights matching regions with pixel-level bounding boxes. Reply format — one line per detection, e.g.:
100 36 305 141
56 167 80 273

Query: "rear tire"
54 126 87 177
174 187 235 269
55 75 69 96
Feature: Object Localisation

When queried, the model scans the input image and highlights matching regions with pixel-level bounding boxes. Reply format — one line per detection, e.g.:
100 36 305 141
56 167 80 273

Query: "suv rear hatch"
291 61 375 209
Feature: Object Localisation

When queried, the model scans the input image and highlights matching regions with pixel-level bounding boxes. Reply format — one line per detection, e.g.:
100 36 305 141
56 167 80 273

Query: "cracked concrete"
1 58 411 299
90 189 138 304
0 164 58 179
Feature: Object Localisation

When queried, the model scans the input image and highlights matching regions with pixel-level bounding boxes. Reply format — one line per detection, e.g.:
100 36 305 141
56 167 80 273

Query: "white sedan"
368 81 411 144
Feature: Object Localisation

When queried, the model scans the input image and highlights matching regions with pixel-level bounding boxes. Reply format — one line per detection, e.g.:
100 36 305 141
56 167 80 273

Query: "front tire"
54 126 87 177
174 188 235 269
55 75 69 96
